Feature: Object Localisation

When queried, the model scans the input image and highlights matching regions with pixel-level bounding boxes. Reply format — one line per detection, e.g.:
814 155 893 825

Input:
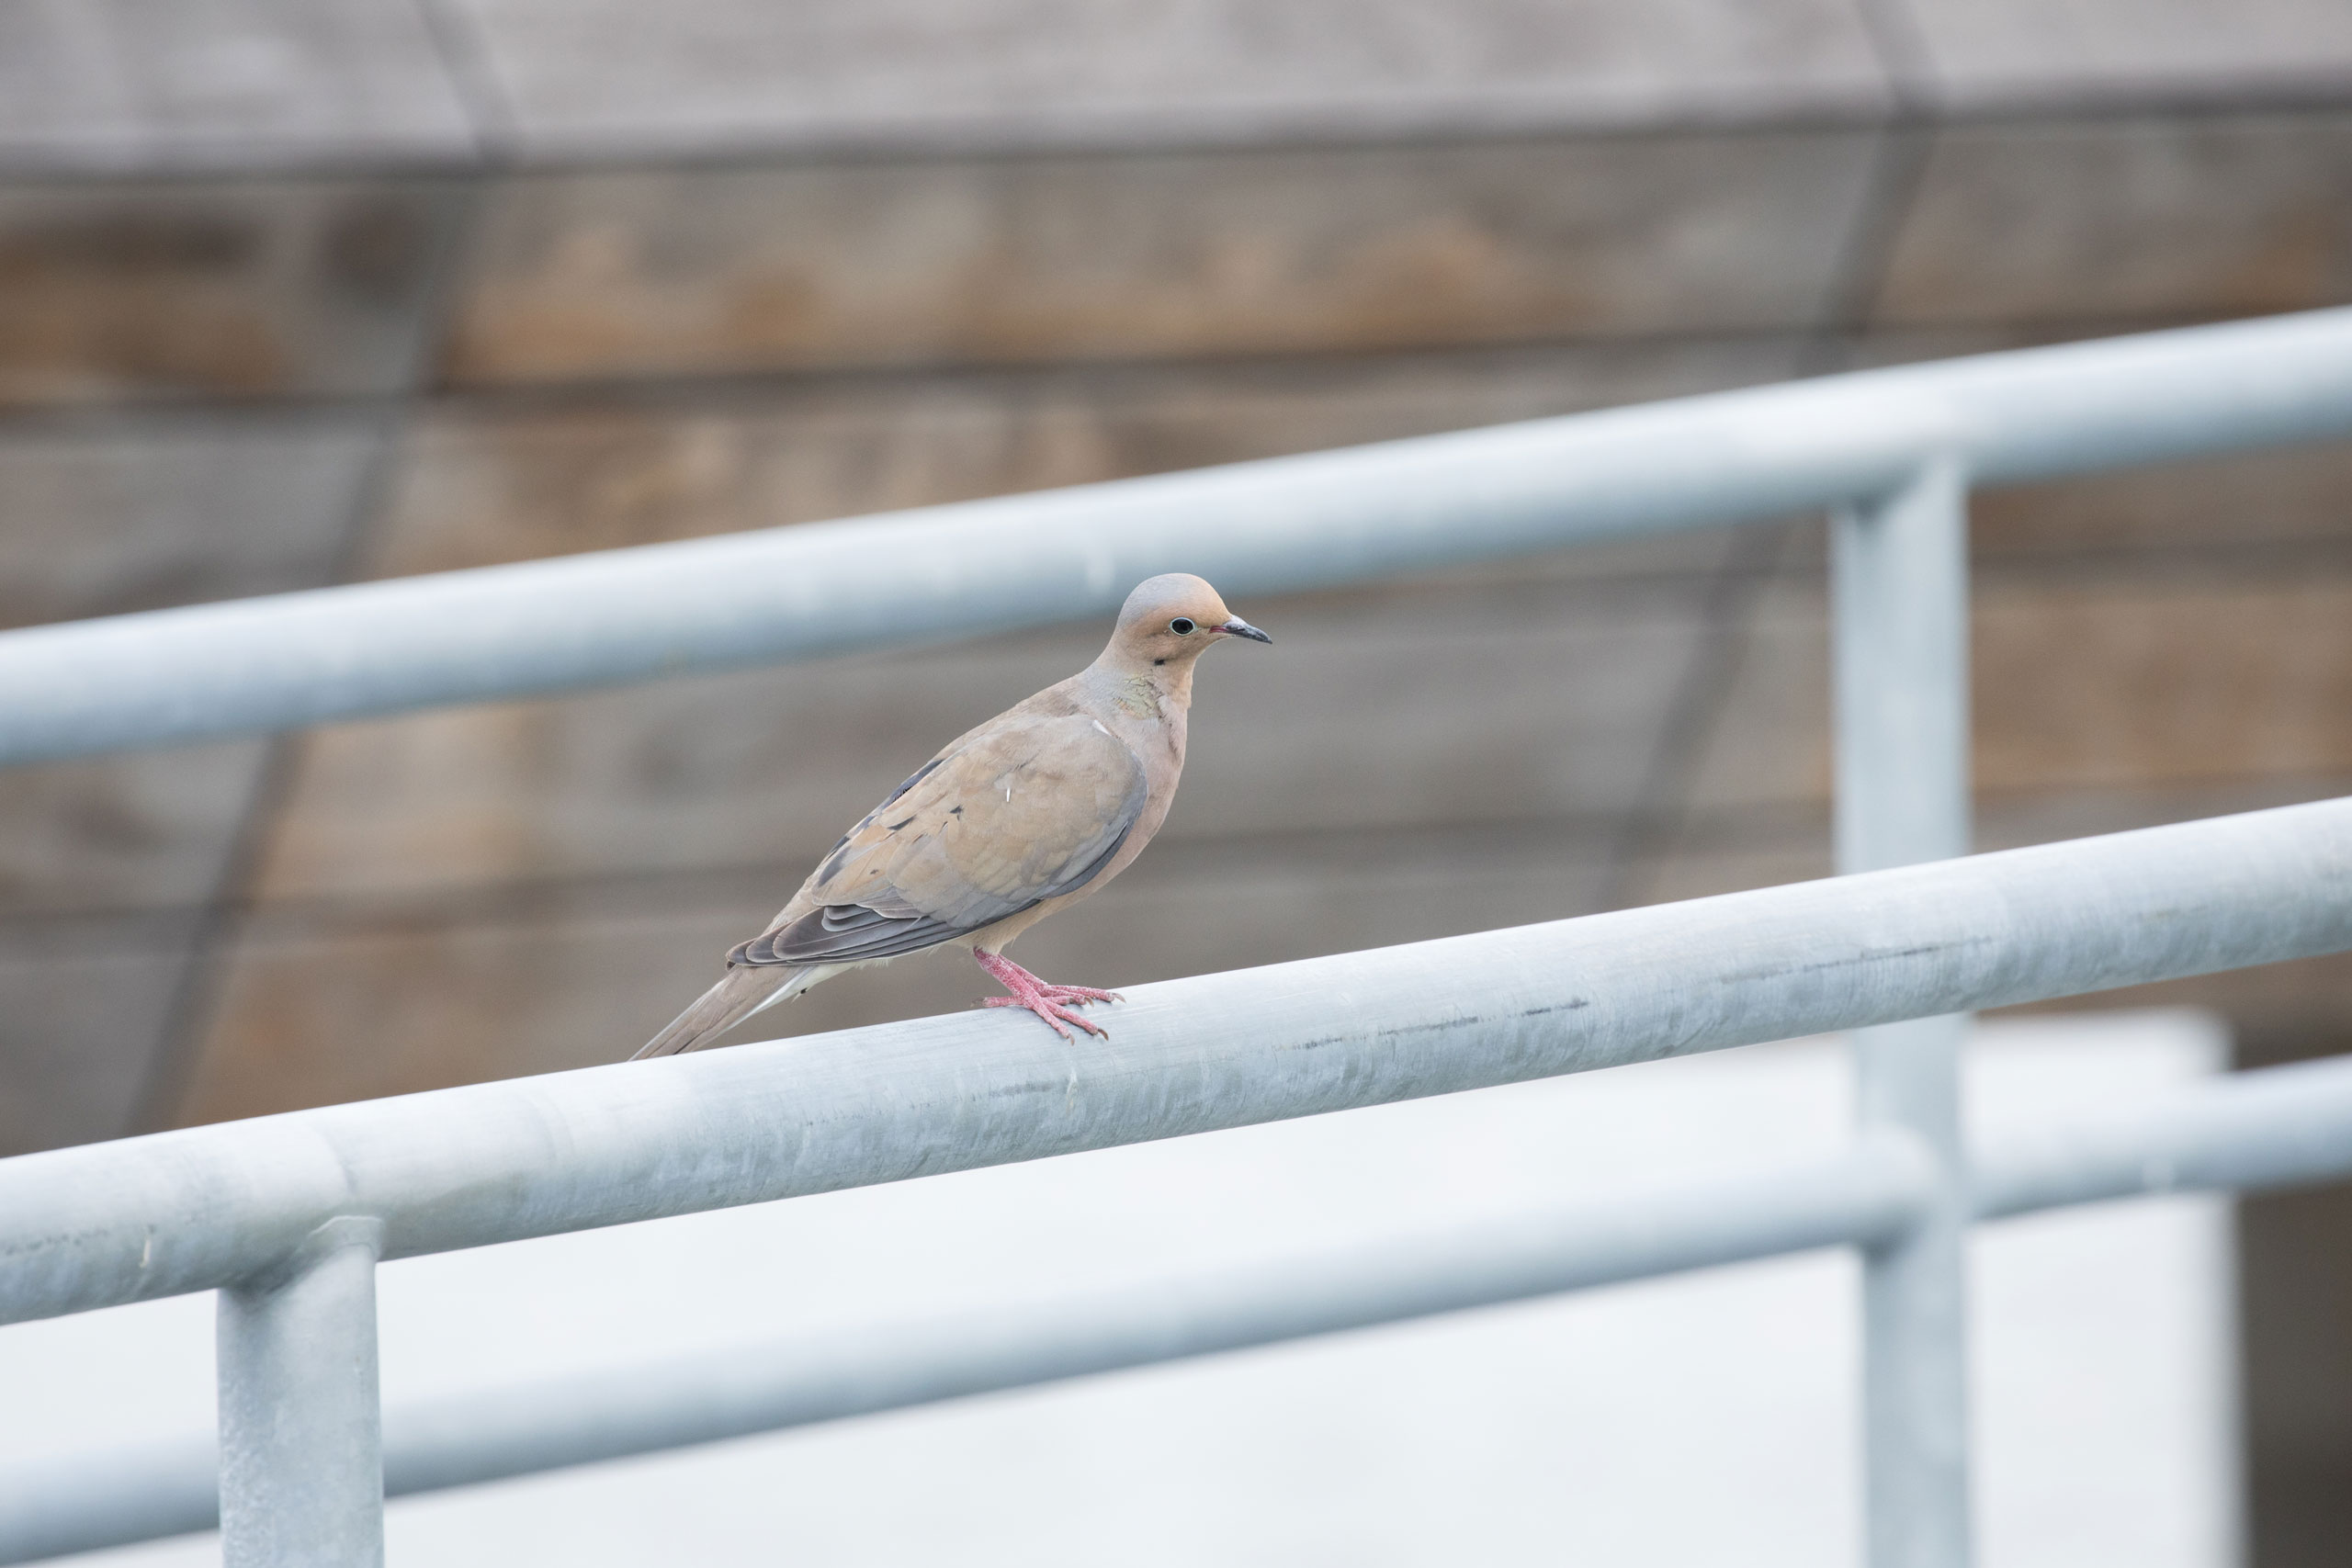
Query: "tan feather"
631 964 828 1058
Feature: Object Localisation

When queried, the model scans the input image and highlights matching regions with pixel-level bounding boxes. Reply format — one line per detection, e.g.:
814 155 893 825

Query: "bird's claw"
973 952 1121 1040
1042 983 1124 1005
981 991 1113 1039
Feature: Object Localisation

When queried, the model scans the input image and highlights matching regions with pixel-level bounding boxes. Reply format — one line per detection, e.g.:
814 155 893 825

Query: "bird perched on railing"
632 574 1271 1057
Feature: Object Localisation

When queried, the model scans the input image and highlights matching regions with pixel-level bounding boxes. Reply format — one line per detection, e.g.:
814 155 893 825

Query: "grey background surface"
4 1 2350 1557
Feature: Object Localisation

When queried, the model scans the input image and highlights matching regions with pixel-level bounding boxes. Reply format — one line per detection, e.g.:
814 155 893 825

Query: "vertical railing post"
1833 456 1973 1568
217 1216 387 1568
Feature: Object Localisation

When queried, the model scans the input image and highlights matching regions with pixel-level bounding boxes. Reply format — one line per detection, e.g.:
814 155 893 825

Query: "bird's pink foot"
974 952 1123 1040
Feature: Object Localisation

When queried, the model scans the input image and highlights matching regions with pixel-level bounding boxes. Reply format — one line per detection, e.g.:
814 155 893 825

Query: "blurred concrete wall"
3 1 2351 1556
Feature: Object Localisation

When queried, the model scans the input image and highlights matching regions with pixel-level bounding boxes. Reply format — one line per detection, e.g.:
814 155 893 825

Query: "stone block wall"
4 1 2352 1553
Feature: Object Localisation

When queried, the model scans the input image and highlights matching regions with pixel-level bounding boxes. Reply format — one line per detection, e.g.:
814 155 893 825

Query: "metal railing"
4 308 2352 1568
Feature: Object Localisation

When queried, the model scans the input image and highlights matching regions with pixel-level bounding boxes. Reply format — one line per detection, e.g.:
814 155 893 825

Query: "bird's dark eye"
1169 617 1195 635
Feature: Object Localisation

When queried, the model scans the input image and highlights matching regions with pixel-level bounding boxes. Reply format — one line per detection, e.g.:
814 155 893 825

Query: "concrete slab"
0 908 200 1155
0 180 465 405
440 135 1875 383
451 0 1889 158
0 0 474 174
1876 115 2352 328
1900 0 2352 112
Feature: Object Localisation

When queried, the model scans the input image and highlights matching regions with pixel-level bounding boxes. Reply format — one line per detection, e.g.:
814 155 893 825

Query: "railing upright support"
1833 457 1974 1568
216 1217 387 1568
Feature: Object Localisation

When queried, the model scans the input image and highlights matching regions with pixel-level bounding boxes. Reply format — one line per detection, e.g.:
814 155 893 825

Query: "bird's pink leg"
974 951 1123 1040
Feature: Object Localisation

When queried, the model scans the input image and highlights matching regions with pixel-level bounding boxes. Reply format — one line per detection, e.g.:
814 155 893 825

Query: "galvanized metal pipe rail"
6 310 2352 1565
0 1135 1936 1562
3 797 2348 1331
4 308 2352 766
13 1044 2352 1564
1834 457 1975 1568
0 796 2346 1561
214 1218 385 1568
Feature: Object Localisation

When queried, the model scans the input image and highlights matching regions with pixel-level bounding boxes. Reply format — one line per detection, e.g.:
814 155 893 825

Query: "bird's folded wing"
732 711 1148 966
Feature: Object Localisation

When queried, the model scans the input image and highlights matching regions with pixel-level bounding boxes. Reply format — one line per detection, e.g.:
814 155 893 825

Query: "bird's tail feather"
631 964 825 1059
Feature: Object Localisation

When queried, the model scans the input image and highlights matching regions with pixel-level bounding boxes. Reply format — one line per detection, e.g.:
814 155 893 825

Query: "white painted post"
216 1217 386 1568
1834 457 1973 1568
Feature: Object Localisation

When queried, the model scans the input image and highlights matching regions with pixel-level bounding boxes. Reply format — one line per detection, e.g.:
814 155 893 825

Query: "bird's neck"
1071 660 1191 781
1086 654 1197 717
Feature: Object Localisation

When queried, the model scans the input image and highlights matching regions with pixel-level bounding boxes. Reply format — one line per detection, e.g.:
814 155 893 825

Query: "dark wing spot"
949 806 963 816
883 758 944 807
745 900 982 964
888 816 916 831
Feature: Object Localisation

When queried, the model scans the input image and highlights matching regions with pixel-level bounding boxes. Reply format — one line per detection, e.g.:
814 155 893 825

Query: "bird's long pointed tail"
631 964 825 1059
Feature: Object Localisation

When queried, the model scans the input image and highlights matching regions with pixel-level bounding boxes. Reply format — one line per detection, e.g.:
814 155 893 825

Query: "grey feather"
632 964 818 1058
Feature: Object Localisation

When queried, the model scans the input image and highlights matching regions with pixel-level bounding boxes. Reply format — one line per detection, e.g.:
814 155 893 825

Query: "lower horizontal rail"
1972 1051 2352 1217
9 1050 2352 1562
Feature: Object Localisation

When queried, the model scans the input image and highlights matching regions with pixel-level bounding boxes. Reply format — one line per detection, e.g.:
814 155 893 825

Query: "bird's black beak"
1216 617 1272 645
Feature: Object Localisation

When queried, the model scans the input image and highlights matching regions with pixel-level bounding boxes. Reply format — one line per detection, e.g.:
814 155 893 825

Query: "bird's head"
1100 573 1272 677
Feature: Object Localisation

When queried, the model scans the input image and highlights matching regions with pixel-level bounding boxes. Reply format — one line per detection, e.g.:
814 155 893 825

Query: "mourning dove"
632 574 1270 1057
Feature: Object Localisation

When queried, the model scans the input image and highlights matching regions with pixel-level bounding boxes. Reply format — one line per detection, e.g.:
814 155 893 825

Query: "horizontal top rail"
1 795 2347 1327
5 308 2352 765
